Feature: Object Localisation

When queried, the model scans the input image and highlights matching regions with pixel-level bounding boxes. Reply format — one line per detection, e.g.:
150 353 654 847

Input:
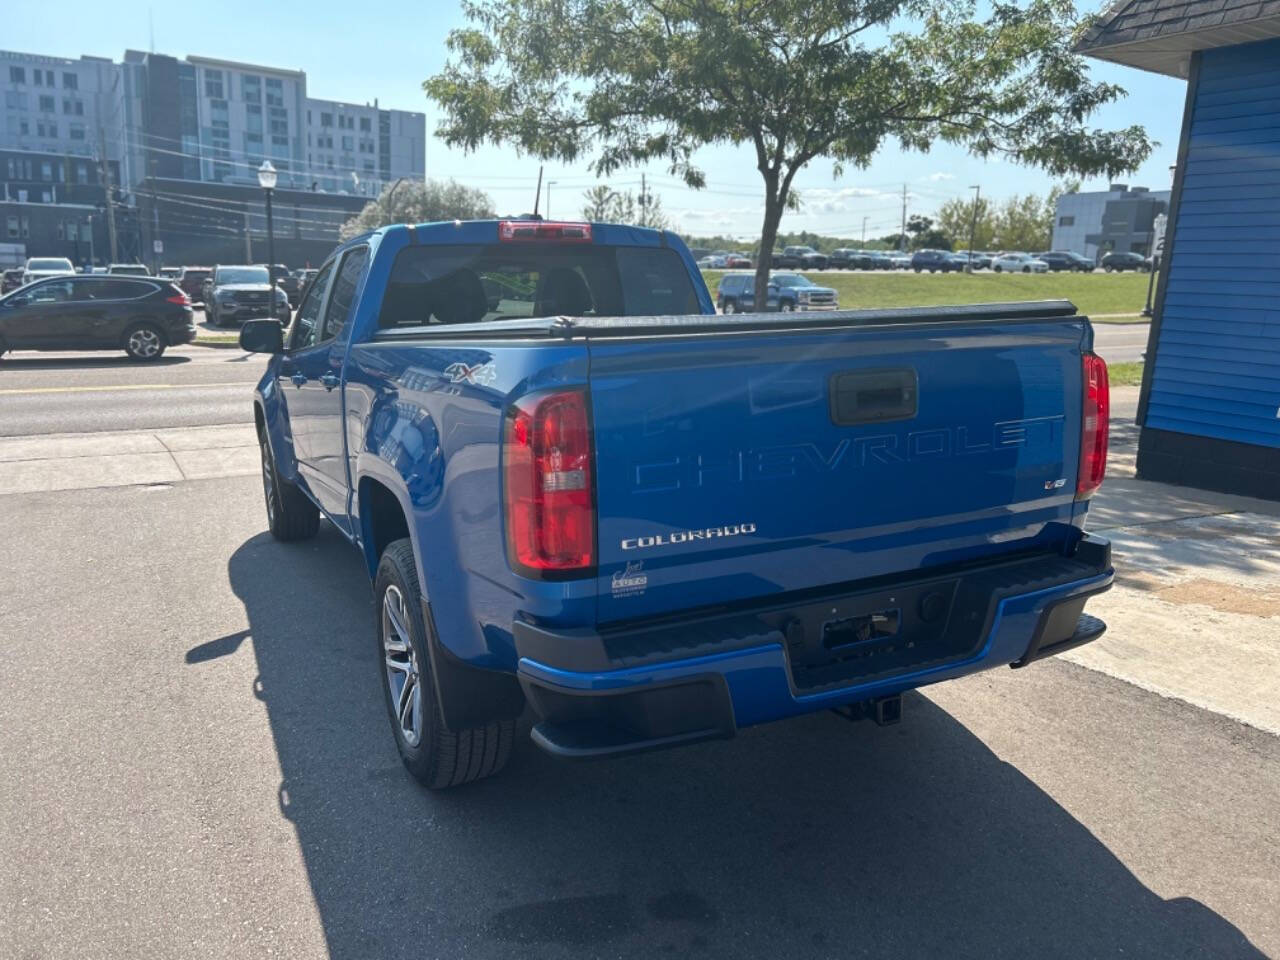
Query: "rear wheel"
913 267 922 273
375 539 515 789
1022 266 1031 273
993 265 1002 273
722 299 736 315
259 434 320 541
123 323 166 361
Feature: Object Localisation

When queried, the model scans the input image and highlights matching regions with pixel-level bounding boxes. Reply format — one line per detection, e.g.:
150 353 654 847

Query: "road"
0 344 265 435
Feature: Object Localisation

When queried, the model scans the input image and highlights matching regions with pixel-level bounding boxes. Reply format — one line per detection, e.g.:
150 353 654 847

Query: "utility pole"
149 159 160 272
639 172 648 227
97 124 119 263
244 212 253 261
861 216 867 245
899 183 908 252
967 185 981 272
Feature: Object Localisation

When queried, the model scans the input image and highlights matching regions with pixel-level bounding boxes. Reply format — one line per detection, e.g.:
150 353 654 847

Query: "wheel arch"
357 473 416 583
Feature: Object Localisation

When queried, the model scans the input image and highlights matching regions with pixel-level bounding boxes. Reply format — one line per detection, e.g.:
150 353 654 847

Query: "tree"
340 178 496 239
579 185 671 229
426 0 1151 307
903 214 950 251
937 196 997 250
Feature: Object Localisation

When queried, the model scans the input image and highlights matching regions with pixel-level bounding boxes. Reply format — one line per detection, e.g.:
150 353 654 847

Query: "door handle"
291 371 307 388
320 373 339 391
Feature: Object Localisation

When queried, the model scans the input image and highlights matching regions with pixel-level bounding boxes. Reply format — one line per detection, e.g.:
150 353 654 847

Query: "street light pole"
967 185 981 272
257 160 278 273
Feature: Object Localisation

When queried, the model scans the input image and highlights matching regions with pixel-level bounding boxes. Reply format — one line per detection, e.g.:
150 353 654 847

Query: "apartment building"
2 46 425 265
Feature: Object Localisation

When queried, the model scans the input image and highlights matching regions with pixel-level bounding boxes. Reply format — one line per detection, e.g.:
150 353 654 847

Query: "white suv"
21 257 76 286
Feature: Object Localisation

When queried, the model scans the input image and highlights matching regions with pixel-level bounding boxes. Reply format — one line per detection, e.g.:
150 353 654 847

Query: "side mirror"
240 318 284 354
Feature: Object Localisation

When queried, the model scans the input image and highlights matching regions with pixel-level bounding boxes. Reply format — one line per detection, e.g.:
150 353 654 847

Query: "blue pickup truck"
241 218 1113 789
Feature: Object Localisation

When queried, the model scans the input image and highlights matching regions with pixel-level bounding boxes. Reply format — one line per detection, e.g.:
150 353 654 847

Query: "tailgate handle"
829 368 918 425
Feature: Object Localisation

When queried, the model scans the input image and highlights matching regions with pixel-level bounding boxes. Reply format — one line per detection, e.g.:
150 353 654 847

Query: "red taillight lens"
503 389 595 577
1077 352 1109 497
166 293 191 305
498 221 593 243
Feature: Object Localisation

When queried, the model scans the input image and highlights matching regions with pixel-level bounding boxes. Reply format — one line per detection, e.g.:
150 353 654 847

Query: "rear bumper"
516 535 1113 759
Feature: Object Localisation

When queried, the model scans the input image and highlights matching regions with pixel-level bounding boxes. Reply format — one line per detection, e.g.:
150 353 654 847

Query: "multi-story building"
1 50 126 263
2 46 425 267
1051 184 1171 261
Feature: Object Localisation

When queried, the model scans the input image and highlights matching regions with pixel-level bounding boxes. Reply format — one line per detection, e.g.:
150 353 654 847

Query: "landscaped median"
701 269 1152 321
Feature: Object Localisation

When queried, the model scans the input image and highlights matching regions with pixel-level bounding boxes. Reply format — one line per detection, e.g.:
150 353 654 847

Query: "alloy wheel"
128 328 161 358
382 584 423 747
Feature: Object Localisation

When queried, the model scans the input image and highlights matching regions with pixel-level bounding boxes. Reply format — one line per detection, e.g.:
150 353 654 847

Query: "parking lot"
1 334 1278 958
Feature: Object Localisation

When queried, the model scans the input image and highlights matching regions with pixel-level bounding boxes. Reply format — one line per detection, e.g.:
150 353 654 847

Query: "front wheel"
913 267 922 273
993 265 1003 273
779 301 796 312
375 539 515 789
124 324 166 361
1022 266 1031 273
722 299 736 315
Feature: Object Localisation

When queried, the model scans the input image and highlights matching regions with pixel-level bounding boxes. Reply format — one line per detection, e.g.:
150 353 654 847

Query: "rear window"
217 266 269 284
377 244 699 329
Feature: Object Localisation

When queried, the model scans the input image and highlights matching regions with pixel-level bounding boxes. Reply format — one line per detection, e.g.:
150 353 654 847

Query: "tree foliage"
580 185 670 229
935 179 1080 250
340 178 496 239
427 0 1152 303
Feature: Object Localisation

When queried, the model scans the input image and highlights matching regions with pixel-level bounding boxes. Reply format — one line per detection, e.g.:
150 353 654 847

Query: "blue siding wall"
1148 38 1280 450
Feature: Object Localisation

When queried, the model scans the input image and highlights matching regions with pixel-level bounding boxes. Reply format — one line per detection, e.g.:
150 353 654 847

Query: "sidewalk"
1072 387 1280 734
0 423 258 495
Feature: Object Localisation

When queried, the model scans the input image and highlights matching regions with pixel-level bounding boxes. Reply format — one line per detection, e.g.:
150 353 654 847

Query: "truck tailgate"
588 318 1087 624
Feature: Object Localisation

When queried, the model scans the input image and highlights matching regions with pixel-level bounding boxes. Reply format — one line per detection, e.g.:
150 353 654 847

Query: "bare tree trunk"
755 193 782 310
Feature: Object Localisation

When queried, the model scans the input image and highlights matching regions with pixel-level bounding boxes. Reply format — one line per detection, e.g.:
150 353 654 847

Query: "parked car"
295 268 319 286
991 252 1050 273
775 245 828 270
863 250 894 270
828 248 868 269
1 268 24 294
21 257 76 286
725 253 752 268
888 250 912 270
107 263 151 277
267 263 303 307
697 255 728 269
716 271 838 312
954 250 992 270
237 218 1113 788
1035 251 1095 272
178 266 212 304
910 249 958 273
159 267 183 280
1101 251 1149 272
0 275 195 360
206 265 291 327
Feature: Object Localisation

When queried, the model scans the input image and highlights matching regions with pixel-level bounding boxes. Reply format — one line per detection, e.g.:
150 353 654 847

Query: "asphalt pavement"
1 474 1275 960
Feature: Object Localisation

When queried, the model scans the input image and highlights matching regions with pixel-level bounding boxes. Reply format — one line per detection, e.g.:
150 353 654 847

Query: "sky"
10 0 1187 241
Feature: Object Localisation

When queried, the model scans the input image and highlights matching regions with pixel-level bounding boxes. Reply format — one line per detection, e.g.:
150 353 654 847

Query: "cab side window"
320 246 370 342
291 261 335 350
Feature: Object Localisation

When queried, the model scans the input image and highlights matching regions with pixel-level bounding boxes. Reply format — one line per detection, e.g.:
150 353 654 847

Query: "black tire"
779 300 796 312
1022 266 1031 273
722 299 736 315
375 539 515 789
123 323 167 360
259 433 320 541
913 267 922 273
993 265 1002 273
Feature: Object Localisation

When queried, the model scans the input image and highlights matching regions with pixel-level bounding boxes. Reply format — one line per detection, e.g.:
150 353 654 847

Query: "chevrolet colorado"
241 218 1113 789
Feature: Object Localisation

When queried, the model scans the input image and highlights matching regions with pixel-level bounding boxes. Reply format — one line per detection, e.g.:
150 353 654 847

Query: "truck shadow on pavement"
213 527 1265 960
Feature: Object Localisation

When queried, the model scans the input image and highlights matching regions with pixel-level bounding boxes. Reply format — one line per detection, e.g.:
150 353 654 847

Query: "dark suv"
1036 251 1095 272
266 263 302 307
910 249 957 273
206 265 291 327
0 275 194 360
178 266 212 304
1101 251 1149 272
773 245 828 270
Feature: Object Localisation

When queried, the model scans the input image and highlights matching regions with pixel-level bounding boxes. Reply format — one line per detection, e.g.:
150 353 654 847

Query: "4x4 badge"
443 361 497 386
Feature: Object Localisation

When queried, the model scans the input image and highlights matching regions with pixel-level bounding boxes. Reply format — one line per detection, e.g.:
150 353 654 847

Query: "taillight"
503 389 596 577
498 221 593 243
166 292 191 305
1077 352 1109 497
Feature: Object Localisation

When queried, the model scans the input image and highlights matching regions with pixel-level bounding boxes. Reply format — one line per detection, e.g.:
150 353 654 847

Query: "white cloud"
927 172 956 182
